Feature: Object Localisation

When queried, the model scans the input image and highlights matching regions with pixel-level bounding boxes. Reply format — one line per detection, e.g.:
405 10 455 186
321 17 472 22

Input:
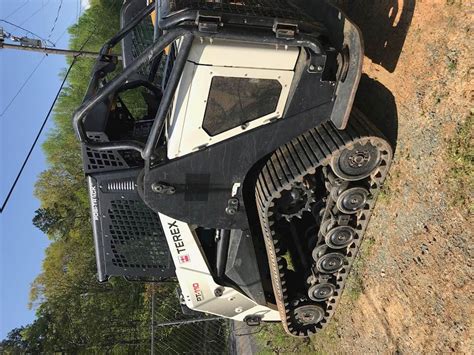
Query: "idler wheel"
325 226 355 249
308 283 336 301
293 305 324 326
316 252 346 273
331 142 381 181
336 187 369 214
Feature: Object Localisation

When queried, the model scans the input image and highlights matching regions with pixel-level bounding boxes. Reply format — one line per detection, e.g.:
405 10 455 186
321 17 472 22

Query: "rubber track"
255 111 392 336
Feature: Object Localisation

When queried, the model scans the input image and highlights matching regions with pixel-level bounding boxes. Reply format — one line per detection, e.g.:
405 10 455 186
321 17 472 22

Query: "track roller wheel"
320 218 335 237
308 283 336 301
293 305 324 326
330 181 349 202
328 172 350 201
331 142 381 181
336 187 369 214
325 226 355 249
316 252 346 273
312 244 328 261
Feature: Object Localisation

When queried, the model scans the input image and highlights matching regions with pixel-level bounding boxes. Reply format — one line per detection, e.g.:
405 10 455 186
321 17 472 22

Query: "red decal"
179 254 190 264
192 282 204 302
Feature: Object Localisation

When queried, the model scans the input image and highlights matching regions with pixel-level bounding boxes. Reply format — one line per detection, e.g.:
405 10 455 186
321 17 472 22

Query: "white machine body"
166 38 299 159
159 213 280 322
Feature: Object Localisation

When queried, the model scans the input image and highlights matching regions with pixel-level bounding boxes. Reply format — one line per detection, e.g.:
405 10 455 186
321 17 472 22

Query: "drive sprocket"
276 182 315 221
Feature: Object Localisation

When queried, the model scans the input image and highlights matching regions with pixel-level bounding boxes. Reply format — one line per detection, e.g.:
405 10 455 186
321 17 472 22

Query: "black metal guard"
73 27 191 157
157 0 323 33
143 33 193 160
73 3 326 162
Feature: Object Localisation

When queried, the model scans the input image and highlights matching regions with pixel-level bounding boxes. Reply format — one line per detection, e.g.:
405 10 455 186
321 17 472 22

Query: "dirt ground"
307 0 473 353
251 1 472 354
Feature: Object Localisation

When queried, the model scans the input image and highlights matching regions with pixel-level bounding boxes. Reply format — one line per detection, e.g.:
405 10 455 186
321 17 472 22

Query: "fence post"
151 286 155 355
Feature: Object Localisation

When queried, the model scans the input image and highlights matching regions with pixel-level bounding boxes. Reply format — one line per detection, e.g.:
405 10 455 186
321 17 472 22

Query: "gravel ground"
308 1 473 353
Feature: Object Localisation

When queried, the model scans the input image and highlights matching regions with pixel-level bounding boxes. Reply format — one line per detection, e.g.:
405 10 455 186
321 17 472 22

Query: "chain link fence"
145 283 231 354
146 283 265 354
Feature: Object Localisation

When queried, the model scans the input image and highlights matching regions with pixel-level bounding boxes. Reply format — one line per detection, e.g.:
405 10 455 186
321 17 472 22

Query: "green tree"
3 1 226 352
0 327 28 353
4 1 151 352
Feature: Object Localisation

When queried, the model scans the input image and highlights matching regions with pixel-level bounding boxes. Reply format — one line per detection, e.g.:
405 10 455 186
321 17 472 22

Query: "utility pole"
0 42 119 59
0 27 121 59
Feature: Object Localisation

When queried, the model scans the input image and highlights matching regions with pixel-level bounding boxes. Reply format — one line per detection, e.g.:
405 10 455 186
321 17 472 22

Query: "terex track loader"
73 0 393 336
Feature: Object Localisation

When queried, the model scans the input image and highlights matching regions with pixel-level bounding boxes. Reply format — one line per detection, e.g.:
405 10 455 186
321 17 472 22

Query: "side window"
202 76 282 136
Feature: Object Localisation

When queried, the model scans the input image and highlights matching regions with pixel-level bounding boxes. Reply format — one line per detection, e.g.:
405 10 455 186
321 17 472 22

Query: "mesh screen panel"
89 170 174 281
166 0 308 20
108 199 171 270
85 148 127 171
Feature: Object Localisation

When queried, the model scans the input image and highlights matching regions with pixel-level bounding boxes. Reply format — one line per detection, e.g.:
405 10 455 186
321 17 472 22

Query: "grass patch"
310 318 341 354
445 49 459 73
447 113 473 214
255 323 315 354
253 233 377 353
377 184 391 203
344 267 365 301
447 60 457 72
342 235 375 301
282 251 295 271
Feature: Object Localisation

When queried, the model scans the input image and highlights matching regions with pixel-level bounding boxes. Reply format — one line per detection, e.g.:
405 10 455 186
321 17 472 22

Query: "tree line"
1 1 227 353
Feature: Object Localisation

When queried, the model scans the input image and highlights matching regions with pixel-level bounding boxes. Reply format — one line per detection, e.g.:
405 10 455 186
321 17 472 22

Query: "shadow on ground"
355 75 399 151
338 0 416 73
293 0 414 150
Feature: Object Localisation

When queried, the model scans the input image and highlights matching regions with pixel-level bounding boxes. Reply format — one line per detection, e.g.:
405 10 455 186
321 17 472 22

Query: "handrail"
72 28 191 157
73 21 325 160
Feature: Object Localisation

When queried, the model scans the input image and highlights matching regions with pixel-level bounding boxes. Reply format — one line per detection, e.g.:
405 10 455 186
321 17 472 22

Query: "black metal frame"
72 1 330 163
157 0 323 33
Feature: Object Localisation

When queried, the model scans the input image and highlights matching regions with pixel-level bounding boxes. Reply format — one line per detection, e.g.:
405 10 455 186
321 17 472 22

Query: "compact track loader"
74 0 393 336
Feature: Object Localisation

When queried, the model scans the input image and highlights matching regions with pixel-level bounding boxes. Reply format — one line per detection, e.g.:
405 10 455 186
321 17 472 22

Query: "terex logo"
192 282 204 302
168 221 186 254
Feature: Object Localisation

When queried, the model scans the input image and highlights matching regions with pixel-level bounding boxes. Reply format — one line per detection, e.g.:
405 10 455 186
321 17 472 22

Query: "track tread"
256 113 393 336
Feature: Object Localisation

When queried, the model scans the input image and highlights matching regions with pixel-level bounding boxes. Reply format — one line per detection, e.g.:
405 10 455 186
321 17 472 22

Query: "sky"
1 0 90 339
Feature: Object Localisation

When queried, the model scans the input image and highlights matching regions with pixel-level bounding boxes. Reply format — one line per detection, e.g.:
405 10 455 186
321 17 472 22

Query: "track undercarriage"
257 110 392 336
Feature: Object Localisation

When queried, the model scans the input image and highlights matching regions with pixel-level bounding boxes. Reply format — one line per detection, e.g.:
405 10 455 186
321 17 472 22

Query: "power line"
0 19 55 46
0 0 120 118
0 31 95 213
0 0 82 118
1 42 117 59
0 55 47 118
0 58 72 213
53 27 68 46
46 0 64 43
4 0 30 21
19 0 52 26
